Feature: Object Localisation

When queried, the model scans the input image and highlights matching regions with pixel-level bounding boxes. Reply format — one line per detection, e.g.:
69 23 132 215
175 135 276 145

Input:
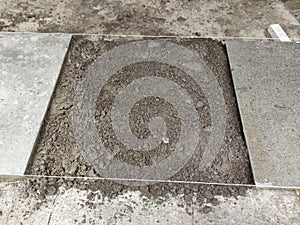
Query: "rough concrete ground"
0 179 299 225
284 0 300 22
0 0 299 40
1 0 300 224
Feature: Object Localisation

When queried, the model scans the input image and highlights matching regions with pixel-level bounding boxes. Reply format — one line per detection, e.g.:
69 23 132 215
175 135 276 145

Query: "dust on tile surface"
226 40 300 187
0 33 71 175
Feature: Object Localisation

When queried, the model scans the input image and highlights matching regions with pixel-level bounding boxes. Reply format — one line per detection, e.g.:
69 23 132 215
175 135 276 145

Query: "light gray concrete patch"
0 33 71 175
0 180 299 225
226 40 300 187
193 188 300 225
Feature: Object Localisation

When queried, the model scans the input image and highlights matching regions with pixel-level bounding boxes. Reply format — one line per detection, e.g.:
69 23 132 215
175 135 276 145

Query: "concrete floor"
0 1 300 224
0 0 299 40
284 0 300 22
0 180 300 225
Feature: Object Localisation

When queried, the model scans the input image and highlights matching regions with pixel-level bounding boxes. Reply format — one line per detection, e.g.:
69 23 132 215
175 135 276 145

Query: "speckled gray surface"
0 33 71 175
0 180 300 225
0 0 299 40
226 40 300 187
0 1 300 223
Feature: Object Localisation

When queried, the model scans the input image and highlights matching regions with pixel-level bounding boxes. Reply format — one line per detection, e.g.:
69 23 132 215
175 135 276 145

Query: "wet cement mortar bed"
26 35 253 212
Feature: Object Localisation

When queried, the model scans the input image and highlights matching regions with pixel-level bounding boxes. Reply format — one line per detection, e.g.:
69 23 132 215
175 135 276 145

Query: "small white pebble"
162 137 169 144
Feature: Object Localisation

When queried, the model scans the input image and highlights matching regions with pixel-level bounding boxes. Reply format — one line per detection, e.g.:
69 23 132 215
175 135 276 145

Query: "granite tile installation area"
24 35 254 198
1 33 300 202
1 1 300 223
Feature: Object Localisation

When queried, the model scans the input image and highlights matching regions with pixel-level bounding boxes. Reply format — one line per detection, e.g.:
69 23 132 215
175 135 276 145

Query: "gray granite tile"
226 40 300 187
0 33 71 175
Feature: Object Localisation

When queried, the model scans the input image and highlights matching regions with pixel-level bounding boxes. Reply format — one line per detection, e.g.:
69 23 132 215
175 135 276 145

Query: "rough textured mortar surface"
26 35 253 201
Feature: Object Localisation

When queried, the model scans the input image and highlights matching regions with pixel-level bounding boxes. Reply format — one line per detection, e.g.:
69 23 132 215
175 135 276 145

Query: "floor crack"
46 188 60 225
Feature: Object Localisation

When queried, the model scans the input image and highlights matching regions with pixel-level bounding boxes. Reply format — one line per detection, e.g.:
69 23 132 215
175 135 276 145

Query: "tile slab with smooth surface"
226 40 300 187
0 33 71 175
